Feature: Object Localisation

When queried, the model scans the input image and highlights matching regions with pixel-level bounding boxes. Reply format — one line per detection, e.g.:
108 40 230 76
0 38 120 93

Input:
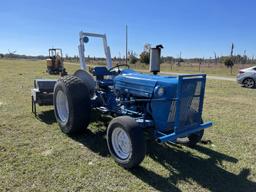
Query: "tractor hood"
114 69 178 98
114 69 207 133
114 69 179 132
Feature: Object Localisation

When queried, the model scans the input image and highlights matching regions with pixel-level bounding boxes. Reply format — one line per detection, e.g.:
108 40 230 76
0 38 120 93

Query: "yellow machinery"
46 48 66 75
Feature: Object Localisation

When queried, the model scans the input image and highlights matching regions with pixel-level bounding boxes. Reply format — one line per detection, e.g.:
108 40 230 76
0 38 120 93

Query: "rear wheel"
243 78 255 88
74 69 96 97
53 75 91 134
107 116 146 169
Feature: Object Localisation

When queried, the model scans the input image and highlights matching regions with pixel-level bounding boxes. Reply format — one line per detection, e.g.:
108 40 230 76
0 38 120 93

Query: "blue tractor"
52 32 212 168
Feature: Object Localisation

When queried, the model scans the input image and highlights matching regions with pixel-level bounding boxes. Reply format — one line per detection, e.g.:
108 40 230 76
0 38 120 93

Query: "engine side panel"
150 81 177 132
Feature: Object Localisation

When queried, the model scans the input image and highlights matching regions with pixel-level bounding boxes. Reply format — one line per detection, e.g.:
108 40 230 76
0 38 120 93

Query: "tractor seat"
92 66 114 88
98 79 114 87
92 66 112 79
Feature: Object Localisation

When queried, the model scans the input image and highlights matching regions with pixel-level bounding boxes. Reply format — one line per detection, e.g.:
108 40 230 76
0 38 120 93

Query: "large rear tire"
107 116 146 169
53 75 91 134
74 69 96 97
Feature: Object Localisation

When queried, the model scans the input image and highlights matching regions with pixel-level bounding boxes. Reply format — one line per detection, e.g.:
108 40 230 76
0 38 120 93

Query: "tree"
139 43 151 64
143 43 151 52
128 51 138 64
224 57 234 74
0 54 4 58
140 51 150 64
129 56 138 64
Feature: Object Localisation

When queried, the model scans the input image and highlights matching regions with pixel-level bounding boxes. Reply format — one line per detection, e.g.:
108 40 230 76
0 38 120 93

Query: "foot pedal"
96 107 109 114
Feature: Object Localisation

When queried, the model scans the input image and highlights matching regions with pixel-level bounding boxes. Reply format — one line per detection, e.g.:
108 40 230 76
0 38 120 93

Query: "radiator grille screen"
168 77 205 132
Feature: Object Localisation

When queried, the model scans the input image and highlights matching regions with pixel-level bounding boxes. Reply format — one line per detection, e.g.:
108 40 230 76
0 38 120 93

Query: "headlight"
157 87 165 96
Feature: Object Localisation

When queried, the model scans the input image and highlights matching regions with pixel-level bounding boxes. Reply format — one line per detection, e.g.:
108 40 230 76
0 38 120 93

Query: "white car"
237 66 256 88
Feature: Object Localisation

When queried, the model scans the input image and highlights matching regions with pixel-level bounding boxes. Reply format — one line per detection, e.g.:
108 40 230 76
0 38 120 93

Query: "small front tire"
107 116 146 169
187 129 204 147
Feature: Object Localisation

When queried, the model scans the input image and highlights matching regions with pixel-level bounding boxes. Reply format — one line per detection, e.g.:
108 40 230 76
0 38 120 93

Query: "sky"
0 0 256 58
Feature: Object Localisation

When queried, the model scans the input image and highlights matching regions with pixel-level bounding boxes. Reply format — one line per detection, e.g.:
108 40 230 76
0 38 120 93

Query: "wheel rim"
244 79 254 88
111 127 131 160
56 90 69 123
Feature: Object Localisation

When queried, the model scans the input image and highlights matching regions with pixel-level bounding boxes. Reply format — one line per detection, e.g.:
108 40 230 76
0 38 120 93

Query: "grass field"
0 59 256 191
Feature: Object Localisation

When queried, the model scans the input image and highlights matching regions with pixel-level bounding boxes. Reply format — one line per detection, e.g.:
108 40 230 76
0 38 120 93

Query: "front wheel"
243 78 255 88
187 129 204 147
107 116 146 169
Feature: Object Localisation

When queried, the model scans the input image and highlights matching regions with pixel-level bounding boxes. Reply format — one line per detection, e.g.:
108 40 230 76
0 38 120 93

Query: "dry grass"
0 59 255 191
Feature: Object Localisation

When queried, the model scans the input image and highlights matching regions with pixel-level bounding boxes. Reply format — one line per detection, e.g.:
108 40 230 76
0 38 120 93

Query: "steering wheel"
108 64 129 74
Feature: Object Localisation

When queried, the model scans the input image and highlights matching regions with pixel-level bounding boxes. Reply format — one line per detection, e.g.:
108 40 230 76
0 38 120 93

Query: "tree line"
1 49 255 67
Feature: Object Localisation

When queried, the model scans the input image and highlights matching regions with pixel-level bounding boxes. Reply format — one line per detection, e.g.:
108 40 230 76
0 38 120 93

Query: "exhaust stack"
150 45 163 75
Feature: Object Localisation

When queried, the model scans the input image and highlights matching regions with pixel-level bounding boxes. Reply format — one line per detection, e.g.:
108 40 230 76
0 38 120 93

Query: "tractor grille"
168 76 205 132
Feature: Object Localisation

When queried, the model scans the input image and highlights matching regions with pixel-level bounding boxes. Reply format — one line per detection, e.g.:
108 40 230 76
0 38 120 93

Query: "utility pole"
230 43 234 74
177 51 182 66
214 51 217 65
243 49 247 65
230 43 234 57
125 24 128 65
199 58 201 72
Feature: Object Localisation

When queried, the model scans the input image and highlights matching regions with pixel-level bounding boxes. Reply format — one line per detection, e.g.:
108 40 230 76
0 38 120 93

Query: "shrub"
224 57 234 68
140 51 150 64
129 55 138 64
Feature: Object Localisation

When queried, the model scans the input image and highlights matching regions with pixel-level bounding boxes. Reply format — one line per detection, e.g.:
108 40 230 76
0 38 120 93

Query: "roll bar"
78 31 112 70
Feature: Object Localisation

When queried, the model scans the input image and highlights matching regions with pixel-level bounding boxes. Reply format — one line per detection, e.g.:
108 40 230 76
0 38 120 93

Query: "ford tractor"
33 31 212 169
